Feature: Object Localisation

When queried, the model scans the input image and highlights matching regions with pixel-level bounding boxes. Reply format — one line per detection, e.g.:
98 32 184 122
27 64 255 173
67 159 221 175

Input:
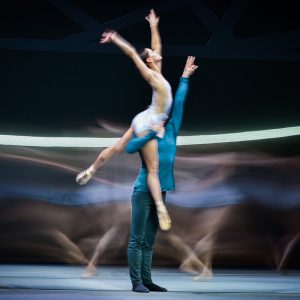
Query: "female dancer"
77 10 171 231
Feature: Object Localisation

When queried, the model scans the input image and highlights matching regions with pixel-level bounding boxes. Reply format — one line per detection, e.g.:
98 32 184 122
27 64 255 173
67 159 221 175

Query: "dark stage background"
0 0 299 135
0 0 300 271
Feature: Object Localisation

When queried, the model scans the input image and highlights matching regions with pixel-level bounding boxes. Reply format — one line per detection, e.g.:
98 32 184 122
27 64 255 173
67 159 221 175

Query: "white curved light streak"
0 126 299 148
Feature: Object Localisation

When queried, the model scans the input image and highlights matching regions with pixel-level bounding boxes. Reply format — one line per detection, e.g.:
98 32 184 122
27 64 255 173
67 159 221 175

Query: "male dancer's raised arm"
168 56 198 136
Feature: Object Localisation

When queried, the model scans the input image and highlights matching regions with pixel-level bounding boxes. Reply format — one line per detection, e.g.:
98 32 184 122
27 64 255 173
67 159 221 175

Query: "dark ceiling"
0 0 299 135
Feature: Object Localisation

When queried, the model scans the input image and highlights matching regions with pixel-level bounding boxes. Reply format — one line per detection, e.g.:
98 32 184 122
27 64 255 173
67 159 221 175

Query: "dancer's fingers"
99 32 114 43
189 56 194 65
186 56 192 66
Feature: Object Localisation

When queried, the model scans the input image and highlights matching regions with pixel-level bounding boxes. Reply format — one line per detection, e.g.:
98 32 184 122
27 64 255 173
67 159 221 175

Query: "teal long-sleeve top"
126 77 190 192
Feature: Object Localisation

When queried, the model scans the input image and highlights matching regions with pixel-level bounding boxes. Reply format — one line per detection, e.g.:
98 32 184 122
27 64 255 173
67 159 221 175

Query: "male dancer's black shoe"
132 283 149 293
144 282 168 292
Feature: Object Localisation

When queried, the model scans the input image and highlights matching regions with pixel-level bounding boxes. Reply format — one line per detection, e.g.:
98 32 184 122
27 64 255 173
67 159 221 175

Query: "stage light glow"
0 126 299 148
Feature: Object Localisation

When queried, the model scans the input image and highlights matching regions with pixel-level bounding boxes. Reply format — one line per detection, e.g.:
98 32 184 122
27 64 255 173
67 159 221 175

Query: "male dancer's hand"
145 9 159 27
182 56 198 78
151 120 164 132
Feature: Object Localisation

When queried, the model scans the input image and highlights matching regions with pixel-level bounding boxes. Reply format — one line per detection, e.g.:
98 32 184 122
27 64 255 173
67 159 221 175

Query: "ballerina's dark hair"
139 48 150 63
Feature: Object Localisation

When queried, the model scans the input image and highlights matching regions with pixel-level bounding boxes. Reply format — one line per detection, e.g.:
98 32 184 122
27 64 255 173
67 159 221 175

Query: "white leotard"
132 78 173 135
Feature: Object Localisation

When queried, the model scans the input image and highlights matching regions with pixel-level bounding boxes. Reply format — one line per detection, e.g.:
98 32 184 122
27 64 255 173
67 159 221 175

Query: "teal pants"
127 190 166 285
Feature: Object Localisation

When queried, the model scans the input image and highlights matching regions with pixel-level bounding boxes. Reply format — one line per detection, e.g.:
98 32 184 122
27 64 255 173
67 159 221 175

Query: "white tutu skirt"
132 105 170 135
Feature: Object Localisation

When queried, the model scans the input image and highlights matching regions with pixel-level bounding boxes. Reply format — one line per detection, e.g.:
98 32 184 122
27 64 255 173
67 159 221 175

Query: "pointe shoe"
76 168 95 185
157 204 171 231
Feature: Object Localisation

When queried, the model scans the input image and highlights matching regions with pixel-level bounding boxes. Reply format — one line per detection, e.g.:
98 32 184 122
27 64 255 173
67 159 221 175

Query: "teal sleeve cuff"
148 129 158 137
180 77 189 83
125 130 157 154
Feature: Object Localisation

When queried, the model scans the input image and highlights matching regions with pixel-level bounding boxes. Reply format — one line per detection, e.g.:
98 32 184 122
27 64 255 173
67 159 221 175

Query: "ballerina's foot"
76 168 94 185
157 204 171 231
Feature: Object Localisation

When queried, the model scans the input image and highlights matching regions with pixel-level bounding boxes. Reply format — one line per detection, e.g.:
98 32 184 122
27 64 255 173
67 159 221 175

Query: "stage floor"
0 265 300 299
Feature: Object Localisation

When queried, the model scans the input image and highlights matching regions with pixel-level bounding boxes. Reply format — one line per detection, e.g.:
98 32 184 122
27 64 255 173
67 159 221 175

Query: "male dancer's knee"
128 234 145 250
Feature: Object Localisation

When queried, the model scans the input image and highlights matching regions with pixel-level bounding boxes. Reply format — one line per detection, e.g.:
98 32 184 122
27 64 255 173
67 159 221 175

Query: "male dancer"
77 56 198 292
125 56 197 292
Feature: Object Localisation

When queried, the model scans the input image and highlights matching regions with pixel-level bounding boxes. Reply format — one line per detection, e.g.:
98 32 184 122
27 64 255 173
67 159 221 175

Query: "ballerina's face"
145 48 162 63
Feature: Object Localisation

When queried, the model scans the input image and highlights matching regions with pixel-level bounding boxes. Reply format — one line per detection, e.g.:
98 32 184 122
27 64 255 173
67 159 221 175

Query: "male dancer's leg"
141 192 168 292
127 191 152 292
